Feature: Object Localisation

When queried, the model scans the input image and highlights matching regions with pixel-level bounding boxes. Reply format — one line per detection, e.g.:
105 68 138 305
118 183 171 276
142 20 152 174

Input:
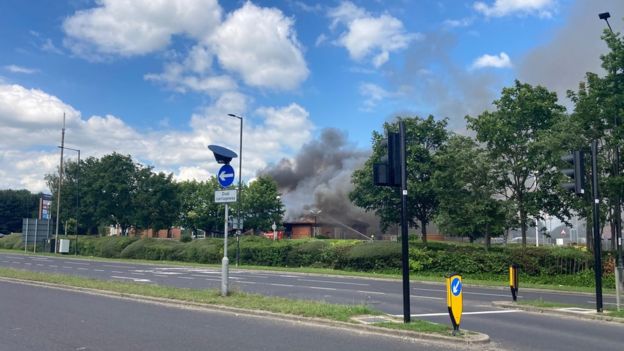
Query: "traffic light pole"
399 121 411 323
591 140 603 312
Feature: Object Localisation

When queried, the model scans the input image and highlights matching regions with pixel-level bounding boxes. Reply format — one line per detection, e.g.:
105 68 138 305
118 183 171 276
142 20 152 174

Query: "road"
1 252 623 350
0 280 465 351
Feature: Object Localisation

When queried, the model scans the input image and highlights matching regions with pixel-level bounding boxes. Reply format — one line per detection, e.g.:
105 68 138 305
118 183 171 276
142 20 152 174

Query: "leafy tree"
133 169 180 234
243 175 283 233
177 178 223 235
433 135 509 247
350 116 449 243
0 189 39 233
567 27 624 250
466 80 566 247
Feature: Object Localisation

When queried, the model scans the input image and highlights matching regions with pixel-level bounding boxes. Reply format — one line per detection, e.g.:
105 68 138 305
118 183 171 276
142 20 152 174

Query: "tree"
133 169 180 234
177 178 223 235
466 80 566 247
432 135 509 248
0 189 39 233
566 27 624 250
242 175 283 233
350 116 449 243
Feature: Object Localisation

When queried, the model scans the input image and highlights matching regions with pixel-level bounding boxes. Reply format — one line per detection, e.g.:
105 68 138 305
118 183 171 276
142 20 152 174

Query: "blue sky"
0 0 622 194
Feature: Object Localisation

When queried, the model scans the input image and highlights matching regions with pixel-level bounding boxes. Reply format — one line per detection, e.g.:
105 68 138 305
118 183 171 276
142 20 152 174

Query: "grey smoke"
517 0 624 109
385 30 501 132
260 128 379 230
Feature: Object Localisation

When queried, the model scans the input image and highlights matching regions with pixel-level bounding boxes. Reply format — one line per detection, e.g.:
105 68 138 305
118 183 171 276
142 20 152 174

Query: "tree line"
40 152 283 236
350 28 624 249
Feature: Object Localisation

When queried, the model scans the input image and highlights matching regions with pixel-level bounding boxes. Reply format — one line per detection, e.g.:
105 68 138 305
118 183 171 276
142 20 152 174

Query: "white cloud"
443 17 475 28
4 65 38 74
63 0 222 58
327 1 419 68
359 82 389 111
0 83 315 192
210 2 309 90
474 0 556 18
471 52 512 69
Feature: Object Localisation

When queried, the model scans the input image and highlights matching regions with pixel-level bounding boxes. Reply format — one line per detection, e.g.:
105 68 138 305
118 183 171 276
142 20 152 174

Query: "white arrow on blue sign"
451 277 462 296
217 164 235 187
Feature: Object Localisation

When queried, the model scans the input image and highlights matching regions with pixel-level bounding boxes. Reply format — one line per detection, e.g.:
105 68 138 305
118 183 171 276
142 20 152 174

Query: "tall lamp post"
54 114 66 254
59 146 80 255
227 113 243 266
599 11 623 310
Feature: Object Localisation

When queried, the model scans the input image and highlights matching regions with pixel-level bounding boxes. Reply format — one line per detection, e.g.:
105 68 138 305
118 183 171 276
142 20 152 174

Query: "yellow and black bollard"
446 273 463 335
509 264 519 302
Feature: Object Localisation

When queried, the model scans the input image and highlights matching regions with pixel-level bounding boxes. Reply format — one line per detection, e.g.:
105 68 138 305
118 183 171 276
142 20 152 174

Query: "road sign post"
446 273 463 335
509 264 519 302
207 144 238 297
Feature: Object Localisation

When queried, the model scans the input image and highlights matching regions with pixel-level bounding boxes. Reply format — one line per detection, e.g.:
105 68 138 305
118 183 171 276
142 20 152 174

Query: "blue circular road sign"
217 164 235 188
451 277 462 296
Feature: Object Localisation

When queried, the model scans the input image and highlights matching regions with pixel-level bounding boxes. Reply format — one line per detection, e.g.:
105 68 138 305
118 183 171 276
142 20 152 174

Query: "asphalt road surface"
0 280 470 351
1 252 623 350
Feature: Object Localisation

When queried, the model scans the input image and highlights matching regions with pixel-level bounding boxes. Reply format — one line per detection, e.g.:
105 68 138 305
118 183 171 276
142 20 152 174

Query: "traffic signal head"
560 150 584 196
373 131 401 187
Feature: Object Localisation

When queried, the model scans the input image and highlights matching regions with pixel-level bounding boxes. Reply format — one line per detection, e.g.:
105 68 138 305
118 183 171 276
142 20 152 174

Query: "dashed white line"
77 268 88 271
238 281 257 284
357 290 386 295
410 294 443 301
270 283 295 287
308 286 337 291
177 276 195 280
400 310 521 318
93 269 105 272
62 266 73 269
298 279 369 286
111 271 124 274
103 265 128 269
111 276 151 283
63 261 89 265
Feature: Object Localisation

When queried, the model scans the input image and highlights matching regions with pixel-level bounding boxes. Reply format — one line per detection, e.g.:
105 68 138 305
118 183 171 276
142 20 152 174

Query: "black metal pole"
591 140 603 312
399 121 411 323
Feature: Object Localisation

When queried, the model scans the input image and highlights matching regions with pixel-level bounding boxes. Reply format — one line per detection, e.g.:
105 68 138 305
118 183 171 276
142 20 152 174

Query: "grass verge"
374 320 451 335
518 298 624 318
0 266 374 321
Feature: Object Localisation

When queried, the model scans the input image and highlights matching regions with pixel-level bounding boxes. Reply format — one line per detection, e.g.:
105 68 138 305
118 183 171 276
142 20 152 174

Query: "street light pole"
599 11 623 310
54 113 66 254
227 114 243 266
60 146 80 255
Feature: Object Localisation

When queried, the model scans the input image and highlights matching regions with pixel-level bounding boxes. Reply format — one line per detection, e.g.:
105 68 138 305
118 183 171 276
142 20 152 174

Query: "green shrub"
182 239 221 263
120 239 185 261
286 240 329 267
0 234 23 249
337 241 401 272
180 234 192 243
76 236 138 258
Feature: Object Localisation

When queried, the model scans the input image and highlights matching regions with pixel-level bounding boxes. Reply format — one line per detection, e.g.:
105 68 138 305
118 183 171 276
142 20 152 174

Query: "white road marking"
77 268 88 271
36 264 44 266
238 281 257 284
94 269 105 272
49 265 58 268
24 263 32 265
62 266 73 269
394 310 522 318
357 290 386 295
413 286 510 298
64 261 89 265
410 294 444 300
112 271 124 274
103 265 128 269
130 272 146 276
309 286 337 291
270 283 295 287
297 278 369 286
111 276 151 283
176 276 195 280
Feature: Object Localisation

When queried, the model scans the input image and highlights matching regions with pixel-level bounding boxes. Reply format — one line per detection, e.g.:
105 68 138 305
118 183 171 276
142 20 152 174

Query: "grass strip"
519 298 624 319
374 320 451 335
0 267 374 322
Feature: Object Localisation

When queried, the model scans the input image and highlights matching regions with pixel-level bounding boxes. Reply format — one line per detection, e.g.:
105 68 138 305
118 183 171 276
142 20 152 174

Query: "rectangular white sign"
215 189 237 203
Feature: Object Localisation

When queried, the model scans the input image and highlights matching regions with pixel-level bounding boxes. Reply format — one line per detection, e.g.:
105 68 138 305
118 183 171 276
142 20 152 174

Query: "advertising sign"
39 194 53 220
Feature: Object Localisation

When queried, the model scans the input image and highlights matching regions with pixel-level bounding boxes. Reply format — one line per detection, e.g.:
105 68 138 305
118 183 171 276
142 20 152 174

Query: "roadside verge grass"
518 298 624 319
